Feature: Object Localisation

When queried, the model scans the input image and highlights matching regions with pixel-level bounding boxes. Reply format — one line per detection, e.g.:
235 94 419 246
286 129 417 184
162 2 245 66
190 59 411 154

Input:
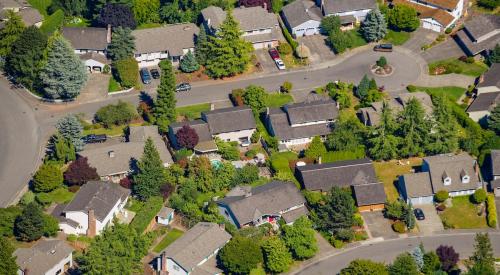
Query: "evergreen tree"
356 74 370 99
361 8 387 42
262 237 293 273
467 233 495 274
52 134 76 163
313 187 356 234
411 246 424 271
159 0 184 24
107 27 135 61
40 34 87 99
55 114 84 151
14 203 45 241
281 216 318 260
204 10 253 78
33 163 63 192
304 136 327 160
179 50 200 73
153 60 177 132
422 251 441 274
489 44 500 63
133 0 160 25
398 98 430 157
195 24 209 65
0 10 25 58
0 237 18 274
326 114 366 151
427 94 459 154
133 138 167 201
403 201 416 229
368 101 400 160
487 105 500 134
388 253 420 275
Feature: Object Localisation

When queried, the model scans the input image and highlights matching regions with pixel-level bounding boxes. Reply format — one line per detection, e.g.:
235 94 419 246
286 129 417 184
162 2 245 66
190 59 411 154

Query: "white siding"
327 9 371 22
422 19 443 32
281 137 314 147
44 253 72 275
214 129 256 144
64 211 88 235
292 20 322 37
158 212 174 225
449 189 476 197
166 259 189 275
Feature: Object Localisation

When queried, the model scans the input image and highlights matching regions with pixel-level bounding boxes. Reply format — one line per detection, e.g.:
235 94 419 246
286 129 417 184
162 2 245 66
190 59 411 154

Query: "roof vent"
108 150 115 158
50 249 56 254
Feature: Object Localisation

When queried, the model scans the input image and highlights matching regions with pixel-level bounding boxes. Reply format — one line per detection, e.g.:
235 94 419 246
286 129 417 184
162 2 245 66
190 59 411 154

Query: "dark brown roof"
466 91 500 112
352 182 386 206
478 63 500 89
202 106 256 134
62 27 108 51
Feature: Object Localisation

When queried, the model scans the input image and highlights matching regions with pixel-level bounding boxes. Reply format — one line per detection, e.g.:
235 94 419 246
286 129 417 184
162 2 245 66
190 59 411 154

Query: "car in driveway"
83 134 107 144
374 44 393 52
140 68 152 84
150 69 160 79
414 208 425 220
269 48 280 60
176 83 191 92
275 59 286 70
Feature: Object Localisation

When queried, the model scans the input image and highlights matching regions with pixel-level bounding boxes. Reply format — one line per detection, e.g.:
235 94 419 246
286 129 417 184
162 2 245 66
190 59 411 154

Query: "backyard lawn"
36 187 75 205
439 196 488 229
414 86 466 102
153 228 184 253
270 151 298 175
384 30 411 46
346 29 368 48
373 158 423 202
176 103 211 120
40 9 64 34
264 93 294 108
428 58 488 77
83 123 142 137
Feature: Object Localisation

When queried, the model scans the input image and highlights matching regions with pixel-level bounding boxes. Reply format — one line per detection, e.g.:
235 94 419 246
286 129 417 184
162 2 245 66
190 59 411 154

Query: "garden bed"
428 58 488 77
439 196 488 229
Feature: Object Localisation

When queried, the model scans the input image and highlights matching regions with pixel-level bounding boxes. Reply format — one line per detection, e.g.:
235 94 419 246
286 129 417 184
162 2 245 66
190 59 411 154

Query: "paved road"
297 233 500 275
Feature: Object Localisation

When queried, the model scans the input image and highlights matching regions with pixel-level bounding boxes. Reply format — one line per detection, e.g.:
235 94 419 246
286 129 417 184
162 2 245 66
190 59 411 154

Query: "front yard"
176 103 211 120
373 158 423 202
384 30 412 46
439 196 488 229
428 58 488 77
413 86 466 102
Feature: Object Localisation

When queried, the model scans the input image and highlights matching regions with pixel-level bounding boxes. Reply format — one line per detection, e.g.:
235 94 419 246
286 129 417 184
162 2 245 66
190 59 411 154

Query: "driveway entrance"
415 204 444 235
362 211 399 240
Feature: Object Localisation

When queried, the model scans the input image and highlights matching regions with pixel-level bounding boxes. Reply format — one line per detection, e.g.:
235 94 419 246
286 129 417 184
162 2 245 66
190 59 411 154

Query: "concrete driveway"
421 38 465 62
415 204 444 235
255 49 279 73
297 35 335 64
362 211 399 240
78 73 110 103
403 28 438 52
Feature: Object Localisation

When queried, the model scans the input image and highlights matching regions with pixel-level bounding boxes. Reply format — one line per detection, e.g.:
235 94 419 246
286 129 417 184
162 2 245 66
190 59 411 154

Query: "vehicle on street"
83 134 107 144
140 68 152 84
269 48 280 60
275 59 286 70
150 69 160 79
414 208 425 220
176 83 191 92
373 44 393 52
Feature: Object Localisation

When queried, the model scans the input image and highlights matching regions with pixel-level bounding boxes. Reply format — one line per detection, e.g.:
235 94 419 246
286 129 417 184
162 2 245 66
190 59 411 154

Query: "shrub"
245 149 257 158
130 196 164 233
119 177 133 189
353 213 364 226
336 228 355 242
281 81 293 93
250 131 260 143
436 204 446 211
33 163 63 193
333 239 344 248
465 57 475 64
216 139 240 161
376 56 387 67
486 194 497 227
281 24 298 49
407 85 417 92
477 0 499 10
64 157 99 186
472 189 487 204
436 34 446 42
434 190 449 203
95 100 138 128
445 27 453 34
174 148 193 161
103 64 111 74
278 42 292 55
113 57 139 88
231 88 245 106
392 220 406 233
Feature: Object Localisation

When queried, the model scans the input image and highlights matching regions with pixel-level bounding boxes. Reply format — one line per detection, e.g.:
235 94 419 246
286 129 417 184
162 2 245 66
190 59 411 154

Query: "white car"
275 59 286 70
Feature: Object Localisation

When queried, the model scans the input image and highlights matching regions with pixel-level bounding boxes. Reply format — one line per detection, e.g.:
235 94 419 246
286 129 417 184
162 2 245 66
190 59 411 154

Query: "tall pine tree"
487 105 500 134
427 94 459 154
398 98 430 157
107 27 135 61
133 138 167 201
56 114 84 151
153 60 176 132
368 101 400 160
195 24 209 65
0 10 25 58
14 203 45 241
467 233 495 275
179 50 199 72
0 237 18 274
356 74 370 99
361 8 387 42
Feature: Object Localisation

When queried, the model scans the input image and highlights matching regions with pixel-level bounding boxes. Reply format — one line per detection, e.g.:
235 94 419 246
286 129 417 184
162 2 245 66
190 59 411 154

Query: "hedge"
279 20 298 49
113 58 139 88
486 194 497 228
130 196 164 233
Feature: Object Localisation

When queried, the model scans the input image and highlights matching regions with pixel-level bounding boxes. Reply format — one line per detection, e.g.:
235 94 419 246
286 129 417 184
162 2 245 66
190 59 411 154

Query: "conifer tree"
262 237 293 273
487 105 500 134
368 101 399 160
0 237 18 274
356 74 370 99
195 24 209 65
14 203 45 241
56 114 84 151
427 94 459 154
179 50 199 73
398 98 430 157
361 8 387 42
107 27 135 61
133 138 167 201
467 233 495 274
153 60 176 132
0 10 25 58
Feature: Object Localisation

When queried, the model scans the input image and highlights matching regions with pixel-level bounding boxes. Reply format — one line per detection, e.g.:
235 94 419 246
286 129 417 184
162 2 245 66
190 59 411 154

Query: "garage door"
422 21 441 32
305 28 317 36
253 42 265 49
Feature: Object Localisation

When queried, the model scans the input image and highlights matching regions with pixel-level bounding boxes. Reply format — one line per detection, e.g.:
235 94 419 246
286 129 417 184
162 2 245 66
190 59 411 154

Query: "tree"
187 156 214 192
403 201 416 229
326 114 366 151
43 214 59 237
0 206 22 237
281 81 293 93
321 15 341 35
95 100 138 127
328 29 353 54
49 0 87 16
179 50 200 73
387 5 420 32
114 57 139 88
213 162 236 190
0 237 18 274
176 125 199 150
489 44 500 63
56 114 84 151
473 189 487 203
361 8 387 42
218 236 263 274
383 199 405 220
33 163 63 192
271 0 283 13
14 203 44 241
98 3 137 29
427 94 459 154
477 0 499 9
376 56 387 67
261 236 293 273
398 98 430 157
153 60 177 132
233 164 260 185
356 74 370 99
467 233 495 274
64 157 99 186
313 187 356 233
107 27 135 61
422 251 441 275
434 190 449 202
340 259 388 275
368 101 399 160
281 216 318 260
436 245 459 272
388 253 420 275
50 133 76 163
133 138 167 201
204 10 253 78
487 105 500 134
159 0 184 24
0 10 25 58
411 246 424 271
242 85 266 112
304 136 327 160
133 0 160 25
195 24 209 65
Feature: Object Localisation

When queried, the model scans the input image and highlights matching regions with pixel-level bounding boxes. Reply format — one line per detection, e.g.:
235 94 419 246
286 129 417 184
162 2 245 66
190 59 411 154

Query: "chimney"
87 209 97 237
24 269 29 275
210 103 215 111
106 24 112 44
161 252 168 272
108 150 115 158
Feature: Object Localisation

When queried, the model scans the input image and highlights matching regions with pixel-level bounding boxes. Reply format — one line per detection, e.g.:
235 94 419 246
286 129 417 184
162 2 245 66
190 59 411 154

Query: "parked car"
275 59 286 70
414 208 425 220
150 69 160 79
83 134 107 144
176 83 191 92
373 44 393 52
269 48 280 60
140 68 152 84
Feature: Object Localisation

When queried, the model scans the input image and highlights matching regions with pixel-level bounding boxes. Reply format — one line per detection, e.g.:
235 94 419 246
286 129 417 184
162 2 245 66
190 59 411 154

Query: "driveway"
78 73 110 104
403 28 438 52
421 38 465 62
415 204 444 235
297 35 335 65
361 211 399 240
255 49 279 73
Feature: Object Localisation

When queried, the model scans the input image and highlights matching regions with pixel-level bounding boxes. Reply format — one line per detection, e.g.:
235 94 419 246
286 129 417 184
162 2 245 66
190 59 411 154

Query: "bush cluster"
486 194 497 227
392 220 406 233
434 190 449 203
113 57 139 88
95 100 138 128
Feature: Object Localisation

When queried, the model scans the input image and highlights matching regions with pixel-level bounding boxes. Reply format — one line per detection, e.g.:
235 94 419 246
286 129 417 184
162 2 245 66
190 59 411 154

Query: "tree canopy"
98 3 137 29
179 50 199 73
340 259 388 275
64 157 99 186
361 8 387 42
56 114 84 151
388 253 420 275
487 105 500 134
261 236 293 273
33 163 63 193
387 5 420 32
154 60 177 132
218 236 263 274
107 27 135 61
133 138 167 201
14 203 45 241
312 187 356 234
0 237 18 274
0 10 25 58
281 216 318 260
176 125 199 150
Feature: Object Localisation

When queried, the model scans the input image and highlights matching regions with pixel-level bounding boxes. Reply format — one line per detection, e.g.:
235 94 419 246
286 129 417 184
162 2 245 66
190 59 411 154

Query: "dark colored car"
268 48 280 60
150 69 160 79
140 68 152 84
414 208 425 220
175 83 191 92
373 44 393 52
83 134 107 144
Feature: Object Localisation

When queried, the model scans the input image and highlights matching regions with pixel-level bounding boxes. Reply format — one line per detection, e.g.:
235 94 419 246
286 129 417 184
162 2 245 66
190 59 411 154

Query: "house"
79 52 110 73
153 222 231 275
18 7 42 27
490 150 500 196
265 97 339 148
15 239 74 275
157 206 175 226
218 181 308 228
467 64 500 122
132 23 198 67
295 158 386 211
454 14 500 56
201 6 281 49
358 92 434 126
202 106 257 146
79 125 173 182
321 0 377 23
391 0 463 32
51 181 130 236
0 0 22 13
281 0 323 37
62 27 111 55
238 0 271 10
168 120 219 154
399 153 481 205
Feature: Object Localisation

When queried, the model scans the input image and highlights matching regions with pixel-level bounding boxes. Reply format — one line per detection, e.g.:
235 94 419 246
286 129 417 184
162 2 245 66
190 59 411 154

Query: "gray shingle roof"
424 153 480 193
352 182 386 206
323 0 376 15
281 0 322 29
79 52 109 64
201 6 226 29
63 181 130 222
202 106 256 134
218 181 307 226
491 150 500 176
62 27 109 51
463 14 500 42
267 108 333 140
456 26 500 56
281 205 310 224
285 98 339 125
158 206 174 218
170 120 213 142
400 172 433 197
18 7 42 26
15 239 74 275
202 6 278 31
132 23 199 56
478 63 500 89
467 91 500 112
0 0 22 9
161 222 231 272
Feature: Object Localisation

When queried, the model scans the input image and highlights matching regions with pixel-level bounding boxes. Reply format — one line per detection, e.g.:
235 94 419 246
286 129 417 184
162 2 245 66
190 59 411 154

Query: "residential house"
295 158 386 211
321 0 377 25
15 239 74 275
168 120 219 154
238 0 271 10
0 0 22 13
454 14 500 56
132 23 198 67
62 27 111 72
51 181 130 236
265 97 339 148
202 106 257 145
399 153 481 205
153 222 231 275
0 0 43 27
281 0 323 37
490 150 500 196
79 52 110 73
156 207 175 226
358 92 434 126
467 63 500 122
79 125 173 182
217 181 309 228
201 6 281 49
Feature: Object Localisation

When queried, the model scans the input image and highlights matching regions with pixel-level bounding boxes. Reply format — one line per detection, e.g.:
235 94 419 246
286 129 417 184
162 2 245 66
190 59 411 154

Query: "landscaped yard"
36 187 75 205
373 158 423 202
270 151 298 176
176 103 211 120
428 58 488 77
40 9 64 34
264 93 294 108
384 30 411 46
414 86 466 102
439 196 488 229
152 228 184 253
346 29 368 48
83 124 132 137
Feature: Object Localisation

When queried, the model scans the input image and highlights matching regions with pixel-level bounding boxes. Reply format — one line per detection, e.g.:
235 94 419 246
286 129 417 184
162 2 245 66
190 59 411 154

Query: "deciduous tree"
98 3 137 29
321 15 341 35
388 253 420 275
387 5 420 32
262 236 293 273
0 11 25 58
436 245 459 272
95 100 139 127
64 157 99 186
340 259 388 275
281 216 318 260
242 85 266 112
33 163 63 193
14 203 45 241
133 0 160 25
218 236 263 274
361 8 387 42
133 138 167 201
0 237 18 274
328 29 352 54
107 27 135 61
304 136 327 160
153 60 176 132
176 125 199 149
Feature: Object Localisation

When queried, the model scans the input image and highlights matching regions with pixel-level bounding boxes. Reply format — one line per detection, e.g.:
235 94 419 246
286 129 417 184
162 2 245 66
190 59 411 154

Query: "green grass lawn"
384 30 411 46
130 196 164 233
440 196 488 229
270 151 298 174
108 77 122 93
83 124 128 137
346 29 368 48
126 198 145 212
27 0 52 16
153 229 184 253
176 103 211 120
373 158 423 202
40 9 64 34
137 23 163 29
428 58 488 77
414 86 466 102
264 93 294 108
36 187 75 205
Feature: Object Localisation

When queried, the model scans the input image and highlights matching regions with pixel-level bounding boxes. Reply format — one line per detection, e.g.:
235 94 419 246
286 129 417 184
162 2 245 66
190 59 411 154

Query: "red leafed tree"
436 245 459 272
176 125 199 150
64 157 99 186
160 184 174 199
119 177 133 189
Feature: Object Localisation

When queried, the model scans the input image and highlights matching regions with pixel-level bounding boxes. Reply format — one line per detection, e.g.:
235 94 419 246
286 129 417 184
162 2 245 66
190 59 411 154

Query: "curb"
108 87 134 96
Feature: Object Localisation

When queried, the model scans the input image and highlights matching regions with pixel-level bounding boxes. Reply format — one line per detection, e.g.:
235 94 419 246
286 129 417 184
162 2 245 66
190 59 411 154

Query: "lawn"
373 158 423 202
439 196 488 229
64 17 91 27
270 151 298 181
152 228 184 253
264 93 294 108
384 30 411 46
346 29 368 48
27 0 51 16
83 124 128 137
414 86 466 102
428 58 488 77
36 187 75 205
176 103 211 120
321 148 366 163
137 23 163 29
108 77 122 93
40 9 64 34
130 196 164 233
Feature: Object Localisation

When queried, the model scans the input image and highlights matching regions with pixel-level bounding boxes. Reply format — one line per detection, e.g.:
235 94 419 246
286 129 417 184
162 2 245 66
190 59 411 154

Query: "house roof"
63 181 130 222
392 0 454 27
18 7 42 26
424 153 480 193
132 23 198 56
79 52 109 64
420 0 460 10
281 0 323 29
169 120 218 152
463 14 500 42
50 203 80 228
400 172 434 197
267 108 333 140
478 63 500 89
158 206 174 218
201 6 278 31
201 6 226 29
0 0 22 9
466 91 500 112
285 98 339 125
455 29 500 56
491 150 500 176
218 181 306 226
15 239 74 275
62 27 109 51
491 178 500 189
352 182 386 206
281 206 310 224
161 222 231 272
202 106 256 134
323 0 376 15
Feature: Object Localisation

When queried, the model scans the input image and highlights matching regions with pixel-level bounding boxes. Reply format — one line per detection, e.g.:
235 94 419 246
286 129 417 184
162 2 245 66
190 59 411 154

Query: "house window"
443 177 452 186
462 175 470 184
